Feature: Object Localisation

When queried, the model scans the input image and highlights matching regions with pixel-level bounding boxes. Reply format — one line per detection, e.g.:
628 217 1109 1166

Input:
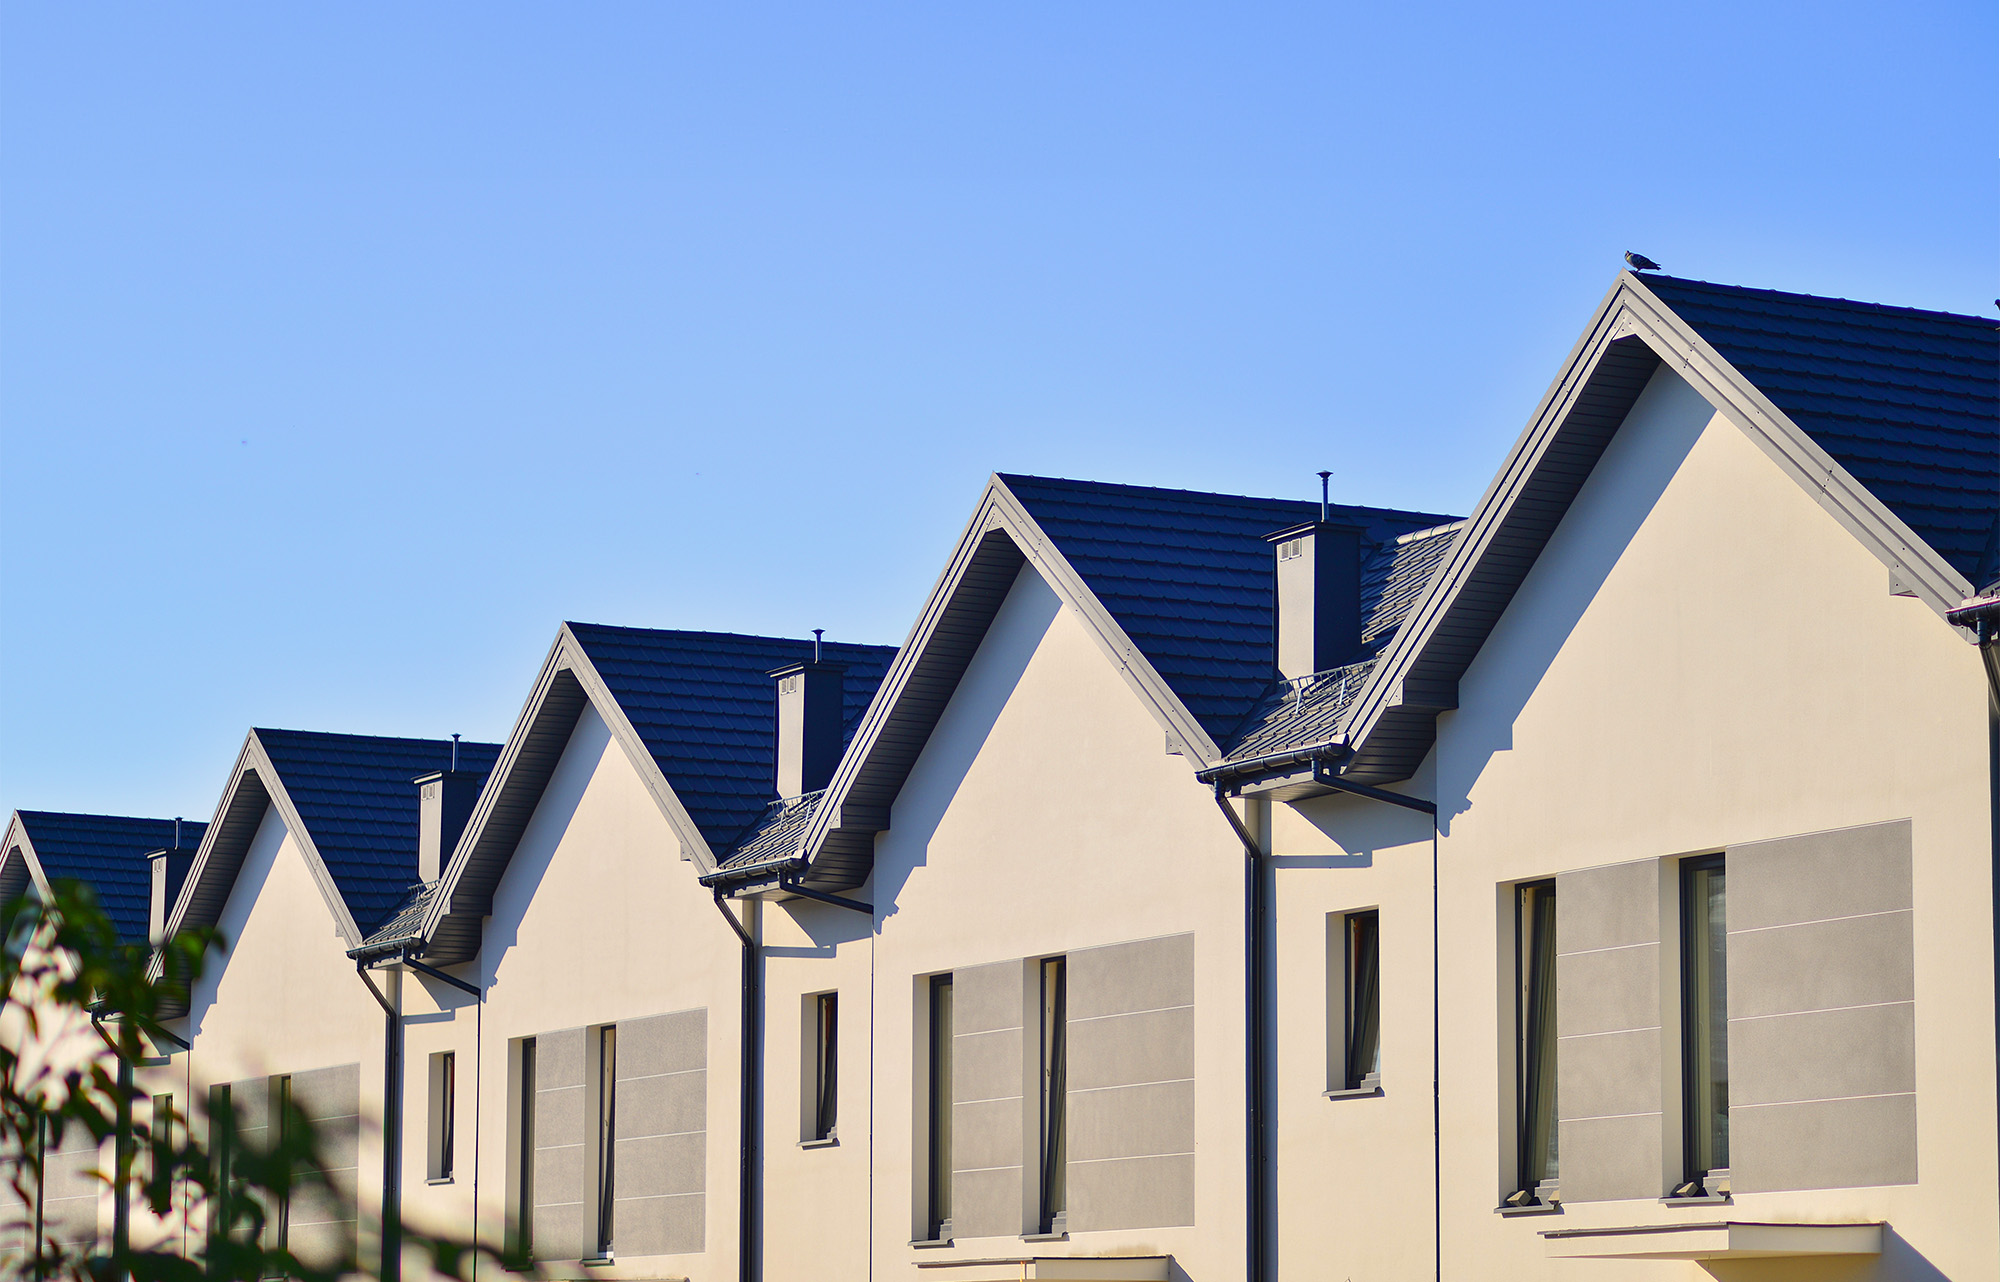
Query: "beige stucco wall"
173 802 390 1263
417 700 748 1281
851 565 1252 1279
1268 366 1996 1279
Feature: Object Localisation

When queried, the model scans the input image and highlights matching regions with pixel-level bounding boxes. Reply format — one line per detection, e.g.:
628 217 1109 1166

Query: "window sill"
1323 1083 1383 1100
580 1255 615 1268
1495 1200 1561 1217
908 1238 954 1250
426 1176 454 1186
798 1136 839 1149
1661 1193 1731 1207
1021 1232 1067 1243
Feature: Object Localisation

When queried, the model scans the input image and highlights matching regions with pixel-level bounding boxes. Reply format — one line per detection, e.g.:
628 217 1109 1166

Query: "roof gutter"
1194 741 1347 791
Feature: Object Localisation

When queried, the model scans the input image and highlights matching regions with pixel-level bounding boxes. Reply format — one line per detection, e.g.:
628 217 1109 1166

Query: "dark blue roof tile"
999 475 1459 743
563 626 897 856
12 812 208 944
254 730 502 936
1642 276 1999 584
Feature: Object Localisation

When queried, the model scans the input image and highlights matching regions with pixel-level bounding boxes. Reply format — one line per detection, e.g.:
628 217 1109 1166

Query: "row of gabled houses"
5 269 1999 1281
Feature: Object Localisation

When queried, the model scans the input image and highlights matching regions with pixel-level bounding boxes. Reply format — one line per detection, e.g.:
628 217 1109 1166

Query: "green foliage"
1 880 508 1282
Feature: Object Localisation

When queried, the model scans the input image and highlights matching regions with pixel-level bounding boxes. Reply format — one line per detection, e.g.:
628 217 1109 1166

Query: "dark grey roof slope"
1222 520 1463 761
717 792 825 872
9 812 207 943
998 475 1457 743
1641 276 2000 583
254 730 502 935
564 625 896 855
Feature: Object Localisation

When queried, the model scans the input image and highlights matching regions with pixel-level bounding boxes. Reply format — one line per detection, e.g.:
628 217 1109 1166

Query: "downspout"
1947 590 2000 1241
1210 788 1268 1282
358 963 403 1282
1208 755 1442 1282
400 954 484 1259
712 892 760 1282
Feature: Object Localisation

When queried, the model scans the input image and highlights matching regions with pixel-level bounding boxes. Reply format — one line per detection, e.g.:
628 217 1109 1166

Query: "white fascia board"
794 476 1220 870
1619 272 1971 614
420 627 718 947
2 812 50 900
555 627 720 872
1345 272 1977 767
157 730 363 963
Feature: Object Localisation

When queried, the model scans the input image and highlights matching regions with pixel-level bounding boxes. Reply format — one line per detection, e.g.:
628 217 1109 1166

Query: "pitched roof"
251 730 503 935
1301 269 1999 791
363 625 899 963
997 475 1458 743
1639 276 1999 584
563 625 897 854
5 812 207 943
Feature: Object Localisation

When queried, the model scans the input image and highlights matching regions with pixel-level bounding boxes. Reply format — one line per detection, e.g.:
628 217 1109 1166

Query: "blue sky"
2 2 1992 819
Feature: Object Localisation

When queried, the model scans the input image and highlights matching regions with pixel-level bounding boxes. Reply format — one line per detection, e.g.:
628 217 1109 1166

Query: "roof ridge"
17 809 204 826
252 726 503 750
1642 274 1997 328
564 621 898 651
997 472 1456 522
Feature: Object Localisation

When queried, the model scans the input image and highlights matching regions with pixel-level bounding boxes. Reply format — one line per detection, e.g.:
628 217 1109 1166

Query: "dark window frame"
1513 880 1559 1203
516 1037 536 1260
594 1026 617 1257
927 974 954 1240
1679 854 1730 1191
1037 957 1067 1235
1344 911 1382 1091
812 993 839 1142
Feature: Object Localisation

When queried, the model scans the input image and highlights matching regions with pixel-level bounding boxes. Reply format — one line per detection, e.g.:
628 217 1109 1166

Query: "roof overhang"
1541 1220 1882 1261
2 813 49 906
1335 270 1977 785
720 475 1223 896
404 625 725 966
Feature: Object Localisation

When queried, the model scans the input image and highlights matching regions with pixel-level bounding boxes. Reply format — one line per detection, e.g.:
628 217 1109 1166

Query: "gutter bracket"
775 879 874 917
401 952 482 999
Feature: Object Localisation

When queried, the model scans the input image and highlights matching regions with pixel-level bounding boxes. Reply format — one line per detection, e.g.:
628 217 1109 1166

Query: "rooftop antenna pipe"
450 733 460 772
813 628 824 663
1318 471 1332 522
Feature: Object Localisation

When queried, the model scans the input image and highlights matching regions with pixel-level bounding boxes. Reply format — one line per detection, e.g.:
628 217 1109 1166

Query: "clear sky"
2 2 1992 820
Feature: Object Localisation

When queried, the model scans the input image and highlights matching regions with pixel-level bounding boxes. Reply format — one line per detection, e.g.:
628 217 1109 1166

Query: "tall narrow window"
595 1026 617 1257
150 1094 174 1190
428 1052 456 1181
267 1075 292 1267
927 975 954 1240
208 1084 233 1255
1681 857 1729 1192
1511 881 1558 1204
812 994 839 1141
1038 957 1067 1235
1345 912 1382 1090
516 1038 536 1258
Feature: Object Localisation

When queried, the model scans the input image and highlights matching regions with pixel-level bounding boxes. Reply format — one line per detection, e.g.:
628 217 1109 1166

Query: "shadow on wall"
1432 369 1715 837
479 702 613 990
869 566 1057 924
1700 1226 1946 1282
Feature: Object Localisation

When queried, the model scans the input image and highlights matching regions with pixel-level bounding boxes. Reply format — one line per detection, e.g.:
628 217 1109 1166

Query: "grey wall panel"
1068 933 1195 1020
1066 934 1195 1232
950 961 1025 1239
1068 1080 1196 1163
1729 820 1916 1193
612 1009 706 1257
1554 1115 1660 1203
287 1064 360 1269
1728 820 1913 931
532 1026 589 1261
1731 1004 1916 1108
1068 1154 1196 1233
1555 860 1661 1203
1727 912 1915 1018
1068 1006 1195 1092
40 1123 100 1251
1733 1095 1919 1193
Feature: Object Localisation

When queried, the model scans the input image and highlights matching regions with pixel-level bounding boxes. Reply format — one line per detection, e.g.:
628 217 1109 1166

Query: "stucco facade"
9 271 1994 1282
